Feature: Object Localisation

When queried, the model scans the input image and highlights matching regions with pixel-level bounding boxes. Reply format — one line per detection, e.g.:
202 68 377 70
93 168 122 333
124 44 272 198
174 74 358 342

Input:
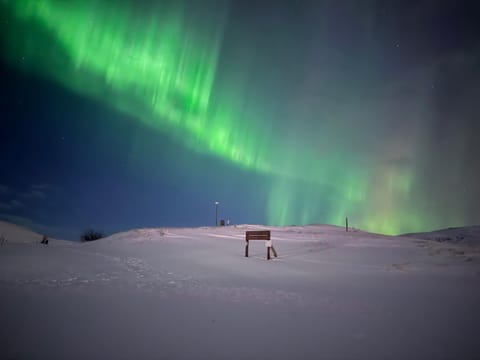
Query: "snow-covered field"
1 221 479 360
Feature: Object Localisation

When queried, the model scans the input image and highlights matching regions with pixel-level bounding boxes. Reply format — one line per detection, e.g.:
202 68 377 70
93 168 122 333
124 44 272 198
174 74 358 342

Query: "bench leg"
245 241 249 257
267 246 271 260
271 246 278 258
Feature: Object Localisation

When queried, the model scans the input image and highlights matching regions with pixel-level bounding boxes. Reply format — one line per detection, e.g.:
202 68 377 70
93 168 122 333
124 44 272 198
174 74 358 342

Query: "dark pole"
215 201 219 226
346 217 349 232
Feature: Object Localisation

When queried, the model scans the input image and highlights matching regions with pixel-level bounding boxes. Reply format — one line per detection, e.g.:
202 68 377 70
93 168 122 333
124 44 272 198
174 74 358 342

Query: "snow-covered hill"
402 225 480 247
1 222 479 359
0 220 68 245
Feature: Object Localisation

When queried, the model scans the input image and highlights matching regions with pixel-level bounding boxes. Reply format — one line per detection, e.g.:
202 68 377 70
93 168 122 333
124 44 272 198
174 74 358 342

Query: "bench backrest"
246 230 270 241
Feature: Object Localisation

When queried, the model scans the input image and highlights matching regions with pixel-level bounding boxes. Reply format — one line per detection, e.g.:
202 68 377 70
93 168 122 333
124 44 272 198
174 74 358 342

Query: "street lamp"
214 201 219 226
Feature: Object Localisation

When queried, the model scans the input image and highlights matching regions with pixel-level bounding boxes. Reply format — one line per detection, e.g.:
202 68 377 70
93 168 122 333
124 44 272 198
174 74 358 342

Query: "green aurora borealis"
2 0 479 235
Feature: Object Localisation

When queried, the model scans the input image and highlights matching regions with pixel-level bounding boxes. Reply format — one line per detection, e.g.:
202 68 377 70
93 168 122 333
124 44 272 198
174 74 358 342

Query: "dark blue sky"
0 66 272 239
1 0 479 239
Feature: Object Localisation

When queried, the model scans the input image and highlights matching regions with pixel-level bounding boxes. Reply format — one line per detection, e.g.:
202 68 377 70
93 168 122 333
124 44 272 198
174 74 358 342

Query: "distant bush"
80 229 104 242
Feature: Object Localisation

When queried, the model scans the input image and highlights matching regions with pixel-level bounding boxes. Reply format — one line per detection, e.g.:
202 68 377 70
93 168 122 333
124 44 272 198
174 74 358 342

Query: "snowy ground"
1 222 479 360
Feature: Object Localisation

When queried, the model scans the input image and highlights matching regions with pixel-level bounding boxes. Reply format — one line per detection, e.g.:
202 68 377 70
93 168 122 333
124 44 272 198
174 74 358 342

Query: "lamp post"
214 201 219 226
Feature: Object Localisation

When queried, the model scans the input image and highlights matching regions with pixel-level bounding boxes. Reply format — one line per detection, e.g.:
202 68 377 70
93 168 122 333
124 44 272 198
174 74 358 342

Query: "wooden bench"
245 230 277 260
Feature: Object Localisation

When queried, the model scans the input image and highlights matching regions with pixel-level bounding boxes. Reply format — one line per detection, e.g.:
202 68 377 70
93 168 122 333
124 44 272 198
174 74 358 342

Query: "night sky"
1 0 479 240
